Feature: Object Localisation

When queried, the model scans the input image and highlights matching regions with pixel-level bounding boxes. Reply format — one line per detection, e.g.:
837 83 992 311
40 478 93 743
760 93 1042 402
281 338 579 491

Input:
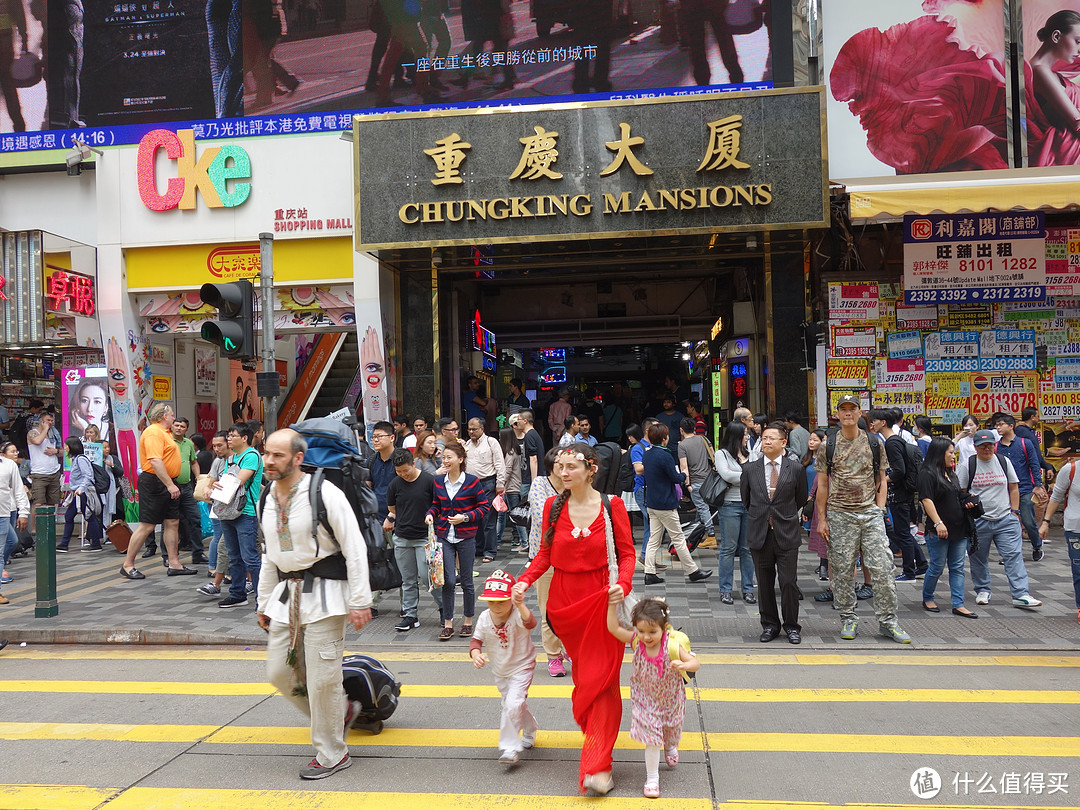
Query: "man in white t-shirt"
957 430 1041 608
27 413 62 531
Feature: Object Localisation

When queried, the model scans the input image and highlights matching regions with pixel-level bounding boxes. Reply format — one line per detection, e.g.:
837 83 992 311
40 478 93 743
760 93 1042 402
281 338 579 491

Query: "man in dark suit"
740 422 808 644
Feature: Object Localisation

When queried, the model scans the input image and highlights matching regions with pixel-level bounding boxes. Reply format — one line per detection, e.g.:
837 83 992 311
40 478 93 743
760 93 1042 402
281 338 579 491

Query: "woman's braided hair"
541 442 601 548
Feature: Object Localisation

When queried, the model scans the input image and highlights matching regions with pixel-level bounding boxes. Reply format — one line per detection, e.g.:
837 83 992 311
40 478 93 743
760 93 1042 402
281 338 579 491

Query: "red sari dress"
1025 61 1080 167
519 496 636 792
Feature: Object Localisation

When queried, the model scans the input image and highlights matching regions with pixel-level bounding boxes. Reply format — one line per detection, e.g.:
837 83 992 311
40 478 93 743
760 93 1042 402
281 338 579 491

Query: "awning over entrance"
842 167 1080 220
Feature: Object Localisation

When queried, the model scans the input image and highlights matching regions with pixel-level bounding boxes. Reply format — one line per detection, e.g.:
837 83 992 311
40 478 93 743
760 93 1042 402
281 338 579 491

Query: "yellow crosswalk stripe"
5 649 1080 667
1 723 1078 756
3 679 1080 705
0 786 1071 810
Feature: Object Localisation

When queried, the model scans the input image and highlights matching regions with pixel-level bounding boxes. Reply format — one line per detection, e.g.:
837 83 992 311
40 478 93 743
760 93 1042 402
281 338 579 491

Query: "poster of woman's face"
823 0 1008 180
1024 1 1080 166
62 368 112 444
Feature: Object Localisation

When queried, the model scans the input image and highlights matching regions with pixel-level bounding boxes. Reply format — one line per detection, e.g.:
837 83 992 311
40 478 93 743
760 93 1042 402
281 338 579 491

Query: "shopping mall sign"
353 88 828 249
137 129 252 211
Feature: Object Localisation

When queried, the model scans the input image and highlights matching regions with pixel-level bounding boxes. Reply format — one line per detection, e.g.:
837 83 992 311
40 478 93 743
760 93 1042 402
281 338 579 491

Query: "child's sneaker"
498 750 519 764
665 747 679 768
521 734 536 750
643 779 660 798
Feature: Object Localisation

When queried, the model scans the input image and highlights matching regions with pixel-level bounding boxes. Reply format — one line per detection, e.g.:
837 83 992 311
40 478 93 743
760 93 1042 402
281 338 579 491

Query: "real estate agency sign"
903 213 1046 305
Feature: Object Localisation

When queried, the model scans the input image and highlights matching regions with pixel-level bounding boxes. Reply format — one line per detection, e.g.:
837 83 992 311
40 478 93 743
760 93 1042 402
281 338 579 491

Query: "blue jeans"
922 530 968 608
206 0 243 118
688 485 717 536
970 515 1029 599
634 487 653 561
394 534 440 619
3 510 18 566
478 477 499 559
496 491 521 546
1018 492 1042 550
1066 531 1080 610
718 500 754 593
207 518 223 570
441 537 476 623
221 514 260 600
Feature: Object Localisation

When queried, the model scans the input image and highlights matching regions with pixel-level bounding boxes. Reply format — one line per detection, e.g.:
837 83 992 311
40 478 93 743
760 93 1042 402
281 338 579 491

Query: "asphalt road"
2 646 1079 808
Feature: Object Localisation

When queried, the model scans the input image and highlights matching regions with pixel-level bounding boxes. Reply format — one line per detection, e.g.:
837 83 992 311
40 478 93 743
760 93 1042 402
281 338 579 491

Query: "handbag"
508 501 531 529
603 495 639 629
425 524 444 590
724 0 764 35
699 469 729 507
193 473 215 503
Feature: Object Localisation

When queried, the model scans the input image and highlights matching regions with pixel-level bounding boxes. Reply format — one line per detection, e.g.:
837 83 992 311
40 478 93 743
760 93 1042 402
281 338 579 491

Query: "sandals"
458 623 473 637
438 626 454 641
482 556 495 564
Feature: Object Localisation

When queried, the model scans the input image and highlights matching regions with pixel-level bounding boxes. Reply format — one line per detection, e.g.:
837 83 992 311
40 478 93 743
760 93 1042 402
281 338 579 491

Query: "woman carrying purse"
919 437 978 618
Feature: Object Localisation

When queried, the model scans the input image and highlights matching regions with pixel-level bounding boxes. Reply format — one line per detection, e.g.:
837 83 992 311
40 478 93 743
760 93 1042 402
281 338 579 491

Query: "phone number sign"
903 212 1046 304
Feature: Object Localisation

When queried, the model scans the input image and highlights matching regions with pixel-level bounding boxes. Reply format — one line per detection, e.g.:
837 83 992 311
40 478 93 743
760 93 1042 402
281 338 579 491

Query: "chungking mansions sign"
353 88 828 249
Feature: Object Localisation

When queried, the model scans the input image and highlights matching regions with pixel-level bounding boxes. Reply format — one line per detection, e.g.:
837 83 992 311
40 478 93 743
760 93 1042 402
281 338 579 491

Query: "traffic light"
200 280 254 359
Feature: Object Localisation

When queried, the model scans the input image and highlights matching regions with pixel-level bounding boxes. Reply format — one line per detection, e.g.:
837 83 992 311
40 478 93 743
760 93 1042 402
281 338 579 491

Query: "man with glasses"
435 417 459 451
367 421 397 617
215 423 262 608
465 417 506 563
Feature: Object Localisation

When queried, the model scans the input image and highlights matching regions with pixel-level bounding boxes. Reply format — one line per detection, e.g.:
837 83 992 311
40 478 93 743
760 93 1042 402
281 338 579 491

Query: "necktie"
769 461 778 500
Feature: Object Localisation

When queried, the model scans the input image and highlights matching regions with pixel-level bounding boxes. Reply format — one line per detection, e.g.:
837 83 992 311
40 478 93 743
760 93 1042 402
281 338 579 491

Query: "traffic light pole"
259 232 279 432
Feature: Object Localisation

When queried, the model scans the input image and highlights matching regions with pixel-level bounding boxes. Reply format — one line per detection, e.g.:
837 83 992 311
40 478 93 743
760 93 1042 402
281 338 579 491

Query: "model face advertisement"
823 0 1008 179
1023 0 1080 166
61 366 112 444
2 0 779 137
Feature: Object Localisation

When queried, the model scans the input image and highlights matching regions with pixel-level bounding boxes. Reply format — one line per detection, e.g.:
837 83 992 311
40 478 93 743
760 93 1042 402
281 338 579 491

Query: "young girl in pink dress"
606 597 699 799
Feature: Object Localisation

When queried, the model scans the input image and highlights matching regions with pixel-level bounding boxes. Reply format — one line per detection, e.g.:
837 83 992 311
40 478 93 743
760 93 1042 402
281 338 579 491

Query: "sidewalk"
1 527 1078 650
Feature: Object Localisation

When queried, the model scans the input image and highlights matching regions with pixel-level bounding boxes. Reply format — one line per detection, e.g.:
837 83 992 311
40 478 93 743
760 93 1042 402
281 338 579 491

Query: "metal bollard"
35 506 58 618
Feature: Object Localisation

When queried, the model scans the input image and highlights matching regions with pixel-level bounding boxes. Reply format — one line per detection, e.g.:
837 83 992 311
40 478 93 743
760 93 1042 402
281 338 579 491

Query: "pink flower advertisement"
824 0 1008 180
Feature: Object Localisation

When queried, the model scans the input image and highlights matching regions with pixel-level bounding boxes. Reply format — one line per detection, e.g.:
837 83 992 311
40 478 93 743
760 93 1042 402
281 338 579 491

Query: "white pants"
496 665 538 754
267 614 348 767
645 508 699 576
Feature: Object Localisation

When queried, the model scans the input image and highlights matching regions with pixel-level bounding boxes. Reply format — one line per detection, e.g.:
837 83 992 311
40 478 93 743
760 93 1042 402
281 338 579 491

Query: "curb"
0 627 266 646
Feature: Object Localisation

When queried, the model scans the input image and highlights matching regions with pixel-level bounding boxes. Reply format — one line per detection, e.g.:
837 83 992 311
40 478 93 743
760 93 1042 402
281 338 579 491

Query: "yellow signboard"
126 237 353 290
152 375 173 400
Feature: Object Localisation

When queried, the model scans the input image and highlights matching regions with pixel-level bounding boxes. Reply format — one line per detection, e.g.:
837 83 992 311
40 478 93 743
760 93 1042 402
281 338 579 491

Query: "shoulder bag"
603 494 639 628
212 449 256 521
699 447 731 507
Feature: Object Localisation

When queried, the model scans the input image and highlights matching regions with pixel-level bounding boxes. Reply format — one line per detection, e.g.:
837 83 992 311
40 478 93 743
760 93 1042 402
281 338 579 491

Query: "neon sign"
471 309 496 357
539 366 567 385
45 268 96 317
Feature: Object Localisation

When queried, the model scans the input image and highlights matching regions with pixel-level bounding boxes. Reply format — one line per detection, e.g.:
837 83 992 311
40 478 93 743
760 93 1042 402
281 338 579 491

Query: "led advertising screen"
0 0 782 157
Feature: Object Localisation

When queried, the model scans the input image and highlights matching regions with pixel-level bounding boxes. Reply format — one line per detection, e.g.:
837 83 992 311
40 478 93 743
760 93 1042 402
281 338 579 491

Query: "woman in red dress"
513 443 636 795
1026 10 1080 166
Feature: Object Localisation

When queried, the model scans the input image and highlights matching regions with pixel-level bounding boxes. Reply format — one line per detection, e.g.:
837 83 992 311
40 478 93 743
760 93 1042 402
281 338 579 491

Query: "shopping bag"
425 525 444 591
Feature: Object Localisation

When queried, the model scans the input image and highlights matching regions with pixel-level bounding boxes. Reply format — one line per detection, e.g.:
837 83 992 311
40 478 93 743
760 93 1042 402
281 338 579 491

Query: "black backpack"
91 460 111 495
825 428 882 482
592 441 634 495
885 435 923 495
342 653 401 733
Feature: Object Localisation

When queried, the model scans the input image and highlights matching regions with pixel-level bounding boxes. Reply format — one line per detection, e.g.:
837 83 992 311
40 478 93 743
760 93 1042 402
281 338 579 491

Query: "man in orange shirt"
120 402 197 579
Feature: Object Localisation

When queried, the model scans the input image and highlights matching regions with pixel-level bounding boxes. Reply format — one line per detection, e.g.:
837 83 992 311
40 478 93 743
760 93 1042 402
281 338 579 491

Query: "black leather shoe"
785 628 802 644
688 569 713 582
191 553 209 564
759 627 780 642
166 566 198 576
141 544 157 558
119 566 146 580
644 573 665 585
952 608 979 619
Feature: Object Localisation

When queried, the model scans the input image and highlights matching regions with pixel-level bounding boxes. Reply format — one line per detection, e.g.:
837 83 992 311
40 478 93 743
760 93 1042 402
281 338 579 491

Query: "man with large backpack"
868 409 927 583
814 396 911 643
256 429 373 781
